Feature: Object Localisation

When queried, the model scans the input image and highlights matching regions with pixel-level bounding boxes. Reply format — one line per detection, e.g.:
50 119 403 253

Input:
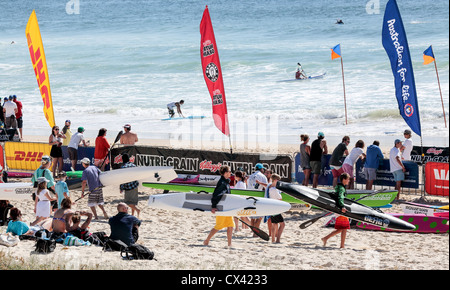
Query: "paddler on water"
295 63 307 79
167 100 184 118
321 172 350 249
203 165 234 247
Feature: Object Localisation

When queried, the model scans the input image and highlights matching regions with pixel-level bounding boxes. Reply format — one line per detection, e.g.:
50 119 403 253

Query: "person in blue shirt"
81 158 108 219
108 202 141 246
55 171 69 209
364 140 384 190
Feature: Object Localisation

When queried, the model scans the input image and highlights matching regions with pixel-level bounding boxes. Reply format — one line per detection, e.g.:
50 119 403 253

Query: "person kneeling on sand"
203 165 234 247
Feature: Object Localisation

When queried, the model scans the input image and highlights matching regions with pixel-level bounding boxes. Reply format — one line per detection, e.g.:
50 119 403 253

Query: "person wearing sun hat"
31 176 57 226
31 155 56 196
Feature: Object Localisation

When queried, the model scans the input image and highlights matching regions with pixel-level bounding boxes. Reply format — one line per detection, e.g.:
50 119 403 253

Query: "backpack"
121 244 156 261
34 238 56 253
103 239 128 252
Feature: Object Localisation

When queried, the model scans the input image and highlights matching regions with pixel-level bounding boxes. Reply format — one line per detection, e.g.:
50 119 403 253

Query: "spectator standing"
309 132 328 188
119 153 140 217
120 124 138 145
62 120 72 146
12 95 23 138
68 127 90 170
364 141 384 190
402 129 413 161
329 136 350 187
299 134 311 186
94 128 110 171
389 139 406 199
3 96 17 129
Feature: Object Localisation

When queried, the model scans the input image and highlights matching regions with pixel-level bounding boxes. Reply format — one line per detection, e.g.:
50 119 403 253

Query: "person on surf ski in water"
295 63 307 79
167 100 184 118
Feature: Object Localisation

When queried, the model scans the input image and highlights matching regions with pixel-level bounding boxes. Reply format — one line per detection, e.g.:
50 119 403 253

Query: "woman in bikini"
52 198 74 233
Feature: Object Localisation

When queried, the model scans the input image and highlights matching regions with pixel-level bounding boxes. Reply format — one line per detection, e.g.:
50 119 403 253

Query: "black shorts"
270 214 284 224
68 147 78 161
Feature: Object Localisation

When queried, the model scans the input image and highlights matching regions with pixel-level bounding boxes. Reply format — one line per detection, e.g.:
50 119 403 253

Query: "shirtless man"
120 124 138 145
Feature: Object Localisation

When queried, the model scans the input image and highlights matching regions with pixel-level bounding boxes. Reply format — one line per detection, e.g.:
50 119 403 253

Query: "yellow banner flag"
25 10 55 128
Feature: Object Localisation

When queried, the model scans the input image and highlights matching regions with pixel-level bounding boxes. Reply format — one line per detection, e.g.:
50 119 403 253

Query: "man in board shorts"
81 158 109 219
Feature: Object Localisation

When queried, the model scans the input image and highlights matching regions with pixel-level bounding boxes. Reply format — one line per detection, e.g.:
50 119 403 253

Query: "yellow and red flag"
25 10 55 128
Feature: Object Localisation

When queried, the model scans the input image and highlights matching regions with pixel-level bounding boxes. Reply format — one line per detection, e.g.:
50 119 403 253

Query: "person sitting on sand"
108 202 141 246
321 173 350 249
7 207 52 236
203 165 234 247
67 210 93 240
52 197 74 234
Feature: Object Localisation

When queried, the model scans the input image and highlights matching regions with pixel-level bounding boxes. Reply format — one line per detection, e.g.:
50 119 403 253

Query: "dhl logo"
14 151 44 162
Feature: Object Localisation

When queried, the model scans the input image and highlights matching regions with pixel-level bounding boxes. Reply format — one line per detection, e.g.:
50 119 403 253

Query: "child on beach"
321 173 350 248
31 177 57 226
266 174 285 243
55 171 69 209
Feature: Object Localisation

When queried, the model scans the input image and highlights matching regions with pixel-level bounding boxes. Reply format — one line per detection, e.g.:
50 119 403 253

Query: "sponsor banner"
294 153 333 186
4 142 51 171
111 146 292 182
61 146 97 172
411 146 449 164
425 162 449 196
355 159 419 188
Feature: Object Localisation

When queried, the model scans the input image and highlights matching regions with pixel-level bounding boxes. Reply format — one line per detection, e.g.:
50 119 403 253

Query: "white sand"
0 135 448 270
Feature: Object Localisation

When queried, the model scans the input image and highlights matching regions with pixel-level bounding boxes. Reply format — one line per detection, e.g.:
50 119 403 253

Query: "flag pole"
431 46 447 128
340 56 348 125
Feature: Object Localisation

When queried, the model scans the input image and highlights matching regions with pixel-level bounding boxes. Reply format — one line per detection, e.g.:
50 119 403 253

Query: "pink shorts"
342 163 354 178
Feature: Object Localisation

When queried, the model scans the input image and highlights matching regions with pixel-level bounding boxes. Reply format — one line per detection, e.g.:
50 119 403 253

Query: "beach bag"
34 238 56 253
121 244 156 260
63 235 91 246
103 239 128 252
0 234 19 247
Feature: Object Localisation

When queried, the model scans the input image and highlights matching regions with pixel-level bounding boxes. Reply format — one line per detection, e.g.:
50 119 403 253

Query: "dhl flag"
423 45 435 65
331 44 341 60
25 10 55 128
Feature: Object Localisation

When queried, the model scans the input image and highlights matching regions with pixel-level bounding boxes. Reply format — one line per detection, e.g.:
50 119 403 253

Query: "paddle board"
0 182 35 200
66 171 83 179
400 202 448 216
99 166 177 187
161 116 206 121
276 181 416 231
320 189 397 208
147 192 291 217
4 171 34 178
278 73 326 82
356 214 449 233
141 182 392 208
142 182 303 204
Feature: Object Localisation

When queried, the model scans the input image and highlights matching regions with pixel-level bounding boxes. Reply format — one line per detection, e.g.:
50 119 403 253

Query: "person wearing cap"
389 139 406 198
120 124 138 145
31 155 56 196
80 157 108 219
12 95 23 138
401 129 413 161
309 132 328 188
31 177 57 226
67 126 90 170
246 163 269 233
3 95 17 130
62 120 72 146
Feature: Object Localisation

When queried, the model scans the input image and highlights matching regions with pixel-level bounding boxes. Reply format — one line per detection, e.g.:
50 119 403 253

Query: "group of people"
299 129 414 198
204 163 286 247
1 95 23 139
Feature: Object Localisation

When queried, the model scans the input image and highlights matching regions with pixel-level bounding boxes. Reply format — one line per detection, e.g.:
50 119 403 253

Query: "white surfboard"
0 182 35 200
100 166 177 187
147 192 291 217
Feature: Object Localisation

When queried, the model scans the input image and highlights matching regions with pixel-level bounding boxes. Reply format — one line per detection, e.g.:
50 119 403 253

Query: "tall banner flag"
382 0 421 136
423 45 446 128
200 6 230 138
25 10 55 128
331 44 348 125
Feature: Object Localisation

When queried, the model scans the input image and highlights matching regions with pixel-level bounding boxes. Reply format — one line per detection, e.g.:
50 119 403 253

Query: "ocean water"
0 0 448 148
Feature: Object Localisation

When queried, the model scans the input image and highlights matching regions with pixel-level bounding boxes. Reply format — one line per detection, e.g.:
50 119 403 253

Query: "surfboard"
99 166 177 187
141 182 394 208
161 116 206 121
0 182 35 200
278 73 326 82
147 192 291 217
400 202 449 216
356 214 449 233
276 181 416 231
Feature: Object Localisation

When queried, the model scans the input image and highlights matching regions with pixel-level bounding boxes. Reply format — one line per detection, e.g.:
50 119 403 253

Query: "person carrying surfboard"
167 100 184 118
321 172 350 249
203 165 234 247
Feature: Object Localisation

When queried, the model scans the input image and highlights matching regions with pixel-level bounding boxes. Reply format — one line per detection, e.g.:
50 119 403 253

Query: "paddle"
238 218 270 241
99 130 123 170
74 186 102 203
299 189 387 229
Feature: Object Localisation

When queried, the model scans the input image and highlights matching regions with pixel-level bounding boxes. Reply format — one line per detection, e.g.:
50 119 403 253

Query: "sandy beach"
1 135 448 271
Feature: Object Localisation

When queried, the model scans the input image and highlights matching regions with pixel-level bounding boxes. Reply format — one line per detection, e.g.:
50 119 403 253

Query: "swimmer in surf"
167 100 184 118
